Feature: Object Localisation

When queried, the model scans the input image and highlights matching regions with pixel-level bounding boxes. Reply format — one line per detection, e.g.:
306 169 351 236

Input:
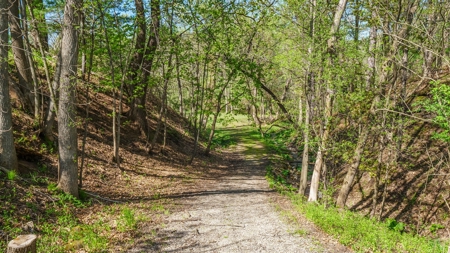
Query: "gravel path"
129 129 349 253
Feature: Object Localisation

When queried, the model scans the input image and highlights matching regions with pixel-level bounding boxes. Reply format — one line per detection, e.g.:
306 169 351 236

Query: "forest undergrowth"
263 124 450 253
0 90 222 252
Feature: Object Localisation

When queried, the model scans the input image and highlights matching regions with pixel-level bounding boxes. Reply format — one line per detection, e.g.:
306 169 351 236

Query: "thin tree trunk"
205 79 231 155
149 54 172 153
27 1 55 117
97 2 120 165
42 49 61 142
176 52 184 116
189 52 207 164
366 10 376 90
27 1 59 138
299 92 310 195
336 124 369 207
79 11 95 187
299 0 315 196
308 0 348 202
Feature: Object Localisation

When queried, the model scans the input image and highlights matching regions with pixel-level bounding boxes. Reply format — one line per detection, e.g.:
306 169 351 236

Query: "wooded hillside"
1 0 450 250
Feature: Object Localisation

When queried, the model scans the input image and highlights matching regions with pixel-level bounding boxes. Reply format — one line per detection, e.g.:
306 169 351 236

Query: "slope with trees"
1 0 450 251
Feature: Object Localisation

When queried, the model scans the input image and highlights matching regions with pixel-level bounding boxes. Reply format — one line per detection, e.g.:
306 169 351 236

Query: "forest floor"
128 125 350 253
1 87 349 252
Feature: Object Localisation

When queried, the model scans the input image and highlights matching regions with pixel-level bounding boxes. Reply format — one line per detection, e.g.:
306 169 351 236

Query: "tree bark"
0 1 18 171
175 52 184 116
57 0 80 198
42 49 61 142
128 0 160 138
8 0 34 113
308 90 332 202
299 0 315 196
299 93 310 195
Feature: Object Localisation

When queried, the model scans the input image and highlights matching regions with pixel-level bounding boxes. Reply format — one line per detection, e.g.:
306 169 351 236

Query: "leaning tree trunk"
205 84 228 155
0 1 18 172
9 0 35 113
57 0 80 198
336 123 369 207
42 49 61 142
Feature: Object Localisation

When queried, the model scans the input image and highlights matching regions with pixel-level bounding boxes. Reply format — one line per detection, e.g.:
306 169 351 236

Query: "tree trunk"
205 84 228 155
308 0 347 202
27 1 54 120
8 0 34 113
149 55 171 153
366 10 376 90
275 78 290 119
308 91 332 202
42 49 61 142
336 124 369 207
299 0 315 196
57 0 80 198
127 0 148 135
0 2 18 171
129 0 160 138
7 234 37 253
176 52 184 116
298 93 310 195
96 1 120 165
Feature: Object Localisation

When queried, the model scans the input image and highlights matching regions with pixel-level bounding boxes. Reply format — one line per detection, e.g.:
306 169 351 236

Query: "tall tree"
0 0 18 171
308 0 348 202
128 0 160 142
8 0 35 114
57 0 81 197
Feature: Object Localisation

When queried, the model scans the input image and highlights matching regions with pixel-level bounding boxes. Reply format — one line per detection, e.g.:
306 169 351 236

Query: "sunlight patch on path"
129 125 325 253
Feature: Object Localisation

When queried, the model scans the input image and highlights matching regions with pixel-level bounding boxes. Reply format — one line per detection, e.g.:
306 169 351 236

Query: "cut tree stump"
7 234 37 253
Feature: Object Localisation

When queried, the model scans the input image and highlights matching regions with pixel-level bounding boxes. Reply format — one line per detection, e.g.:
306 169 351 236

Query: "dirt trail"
129 127 348 252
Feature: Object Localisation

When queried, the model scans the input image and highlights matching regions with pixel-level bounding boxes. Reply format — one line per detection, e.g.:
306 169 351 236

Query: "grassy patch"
267 175 449 253
0 172 172 252
211 129 237 149
261 125 295 160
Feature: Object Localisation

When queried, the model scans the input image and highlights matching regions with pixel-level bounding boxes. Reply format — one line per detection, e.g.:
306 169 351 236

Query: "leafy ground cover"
253 122 450 252
1 91 220 252
265 174 450 253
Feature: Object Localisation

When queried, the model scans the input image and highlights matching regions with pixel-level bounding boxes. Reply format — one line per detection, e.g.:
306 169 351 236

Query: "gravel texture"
129 131 350 253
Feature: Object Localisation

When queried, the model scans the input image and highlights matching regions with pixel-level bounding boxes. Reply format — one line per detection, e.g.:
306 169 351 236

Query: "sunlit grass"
267 175 449 253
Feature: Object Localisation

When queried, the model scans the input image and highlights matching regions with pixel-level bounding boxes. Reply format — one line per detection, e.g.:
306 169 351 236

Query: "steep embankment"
1 88 221 251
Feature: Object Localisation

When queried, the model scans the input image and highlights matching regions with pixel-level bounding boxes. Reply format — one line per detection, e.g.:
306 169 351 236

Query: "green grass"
0 177 149 252
210 129 237 148
267 176 449 253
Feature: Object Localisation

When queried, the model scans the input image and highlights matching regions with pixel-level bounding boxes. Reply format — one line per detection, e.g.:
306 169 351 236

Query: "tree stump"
7 234 37 253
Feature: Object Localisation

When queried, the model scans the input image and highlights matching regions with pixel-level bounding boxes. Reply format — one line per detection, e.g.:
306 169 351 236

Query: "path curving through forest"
129 126 348 253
